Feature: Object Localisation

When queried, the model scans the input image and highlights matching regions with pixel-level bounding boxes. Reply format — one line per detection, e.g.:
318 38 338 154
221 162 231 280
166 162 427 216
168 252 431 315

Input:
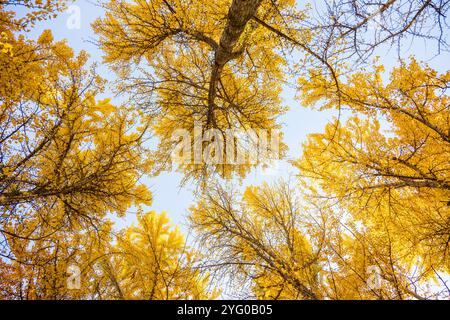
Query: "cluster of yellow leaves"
1 2 216 300
0 0 65 31
190 182 321 299
0 31 13 56
191 179 450 299
1 219 114 299
188 56 449 298
291 59 450 297
1 27 152 223
1 211 217 299
101 211 218 299
93 0 307 182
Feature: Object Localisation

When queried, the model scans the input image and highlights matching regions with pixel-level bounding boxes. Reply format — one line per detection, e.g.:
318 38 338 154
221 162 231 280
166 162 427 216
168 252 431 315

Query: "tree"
190 180 450 299
1 9 152 253
1 0 152 291
93 211 217 299
0 211 217 299
0 217 113 299
93 0 315 183
2 0 450 301
0 0 66 31
190 181 322 299
93 0 449 184
92 0 449 299
311 0 450 64
295 59 449 265
0 2 217 300
189 59 450 300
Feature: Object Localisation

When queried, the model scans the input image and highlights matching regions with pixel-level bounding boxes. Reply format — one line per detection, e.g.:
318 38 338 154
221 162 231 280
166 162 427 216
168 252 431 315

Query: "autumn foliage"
1 0 449 300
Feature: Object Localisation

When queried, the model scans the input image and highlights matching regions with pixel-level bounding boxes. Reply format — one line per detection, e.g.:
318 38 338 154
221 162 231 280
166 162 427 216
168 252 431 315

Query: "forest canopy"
0 0 449 300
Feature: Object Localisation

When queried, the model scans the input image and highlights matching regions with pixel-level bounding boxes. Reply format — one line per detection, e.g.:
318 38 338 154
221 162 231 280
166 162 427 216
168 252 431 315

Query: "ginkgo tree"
0 210 217 299
191 180 450 299
0 5 151 249
294 58 450 283
93 0 310 182
0 1 217 300
93 0 449 184
0 0 66 31
1 0 450 301
92 211 216 300
190 59 450 299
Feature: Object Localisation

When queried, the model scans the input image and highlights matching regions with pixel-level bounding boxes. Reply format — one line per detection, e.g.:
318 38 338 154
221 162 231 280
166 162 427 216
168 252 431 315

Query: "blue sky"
23 0 450 234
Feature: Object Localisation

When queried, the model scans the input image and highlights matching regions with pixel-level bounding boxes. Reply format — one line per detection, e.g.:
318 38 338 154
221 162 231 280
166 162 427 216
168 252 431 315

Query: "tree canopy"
1 0 449 300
